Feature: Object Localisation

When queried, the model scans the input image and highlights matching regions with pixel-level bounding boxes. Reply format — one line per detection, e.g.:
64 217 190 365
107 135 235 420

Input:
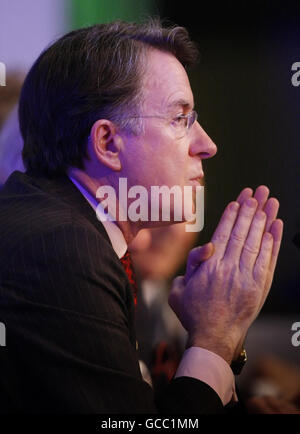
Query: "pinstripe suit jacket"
0 171 224 413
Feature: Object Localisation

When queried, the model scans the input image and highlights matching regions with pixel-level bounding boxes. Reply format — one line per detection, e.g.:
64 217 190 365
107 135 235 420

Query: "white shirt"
69 176 236 405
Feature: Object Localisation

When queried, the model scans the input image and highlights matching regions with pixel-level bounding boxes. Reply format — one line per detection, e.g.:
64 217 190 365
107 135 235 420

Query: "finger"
223 197 258 261
254 185 269 210
257 219 283 310
236 187 253 205
253 231 273 283
269 219 284 275
210 201 240 259
237 186 278 233
240 210 267 271
185 242 214 284
253 184 279 233
263 197 279 232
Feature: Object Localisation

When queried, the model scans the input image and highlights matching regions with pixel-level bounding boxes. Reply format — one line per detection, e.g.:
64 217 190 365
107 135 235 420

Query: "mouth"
189 172 204 186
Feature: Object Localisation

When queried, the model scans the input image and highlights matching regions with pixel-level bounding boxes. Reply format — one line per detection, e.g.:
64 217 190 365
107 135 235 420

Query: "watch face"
231 349 247 375
239 349 247 362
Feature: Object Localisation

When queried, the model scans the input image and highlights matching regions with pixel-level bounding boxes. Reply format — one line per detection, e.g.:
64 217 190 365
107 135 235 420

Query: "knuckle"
230 231 245 244
243 243 259 255
212 233 228 244
203 256 220 271
210 259 237 281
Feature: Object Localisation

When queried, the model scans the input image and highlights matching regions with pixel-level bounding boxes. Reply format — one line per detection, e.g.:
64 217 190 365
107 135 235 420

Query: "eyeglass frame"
124 109 198 133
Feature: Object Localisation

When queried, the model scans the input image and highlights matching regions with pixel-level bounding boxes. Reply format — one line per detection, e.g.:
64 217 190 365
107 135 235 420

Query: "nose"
188 121 217 160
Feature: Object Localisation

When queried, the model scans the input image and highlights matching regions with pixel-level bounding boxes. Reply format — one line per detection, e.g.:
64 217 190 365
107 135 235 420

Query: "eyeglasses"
127 110 198 137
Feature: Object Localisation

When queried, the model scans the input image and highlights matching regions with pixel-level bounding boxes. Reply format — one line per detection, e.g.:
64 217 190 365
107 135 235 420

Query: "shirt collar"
69 175 127 259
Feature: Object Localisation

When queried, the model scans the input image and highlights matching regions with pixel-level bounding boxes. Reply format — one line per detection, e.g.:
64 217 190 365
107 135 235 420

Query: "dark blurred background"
156 0 300 315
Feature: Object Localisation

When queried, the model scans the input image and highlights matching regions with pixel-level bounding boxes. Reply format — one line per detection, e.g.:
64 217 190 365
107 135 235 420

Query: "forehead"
142 49 194 113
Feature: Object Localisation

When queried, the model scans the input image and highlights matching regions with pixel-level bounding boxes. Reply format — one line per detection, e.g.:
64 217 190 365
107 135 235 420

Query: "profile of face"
118 48 217 226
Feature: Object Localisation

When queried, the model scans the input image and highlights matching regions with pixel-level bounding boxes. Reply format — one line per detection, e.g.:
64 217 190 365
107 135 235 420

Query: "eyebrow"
166 98 194 111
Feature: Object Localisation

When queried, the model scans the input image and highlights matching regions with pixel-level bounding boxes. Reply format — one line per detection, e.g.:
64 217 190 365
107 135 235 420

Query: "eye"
171 114 187 128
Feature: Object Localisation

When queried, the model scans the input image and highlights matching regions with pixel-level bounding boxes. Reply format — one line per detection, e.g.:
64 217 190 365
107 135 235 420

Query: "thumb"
184 242 214 284
168 275 185 316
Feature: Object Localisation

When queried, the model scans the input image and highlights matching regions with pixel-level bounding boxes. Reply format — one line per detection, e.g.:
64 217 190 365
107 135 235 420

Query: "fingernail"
264 232 273 241
230 202 239 211
246 198 257 208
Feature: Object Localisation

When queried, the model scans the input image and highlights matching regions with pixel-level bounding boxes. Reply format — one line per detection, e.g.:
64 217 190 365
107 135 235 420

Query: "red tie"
120 250 138 307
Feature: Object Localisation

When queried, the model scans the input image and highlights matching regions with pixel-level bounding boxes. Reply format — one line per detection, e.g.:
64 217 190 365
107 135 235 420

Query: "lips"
189 179 201 188
189 172 204 185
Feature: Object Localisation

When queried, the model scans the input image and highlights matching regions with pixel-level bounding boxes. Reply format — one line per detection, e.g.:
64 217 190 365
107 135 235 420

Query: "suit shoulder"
0 171 110 261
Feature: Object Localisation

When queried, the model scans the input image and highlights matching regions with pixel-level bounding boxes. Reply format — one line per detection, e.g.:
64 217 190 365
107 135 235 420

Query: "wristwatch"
230 347 247 375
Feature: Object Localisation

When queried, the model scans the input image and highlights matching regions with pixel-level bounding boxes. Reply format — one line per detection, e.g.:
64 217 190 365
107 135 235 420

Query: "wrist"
186 335 234 365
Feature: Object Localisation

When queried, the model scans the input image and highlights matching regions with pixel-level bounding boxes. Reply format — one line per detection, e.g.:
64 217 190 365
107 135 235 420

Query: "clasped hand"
169 186 283 364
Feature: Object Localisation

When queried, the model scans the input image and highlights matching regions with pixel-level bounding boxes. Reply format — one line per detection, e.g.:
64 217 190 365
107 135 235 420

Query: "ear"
89 119 123 171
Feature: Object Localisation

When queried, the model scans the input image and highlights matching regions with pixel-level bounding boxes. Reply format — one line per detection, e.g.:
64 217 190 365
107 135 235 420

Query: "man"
0 19 283 413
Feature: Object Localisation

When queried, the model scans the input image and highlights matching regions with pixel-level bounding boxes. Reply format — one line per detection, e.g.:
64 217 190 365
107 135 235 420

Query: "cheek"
125 131 189 187
165 144 190 184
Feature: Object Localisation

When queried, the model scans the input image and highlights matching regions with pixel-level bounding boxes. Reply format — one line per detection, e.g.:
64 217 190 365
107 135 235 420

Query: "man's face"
120 48 217 224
